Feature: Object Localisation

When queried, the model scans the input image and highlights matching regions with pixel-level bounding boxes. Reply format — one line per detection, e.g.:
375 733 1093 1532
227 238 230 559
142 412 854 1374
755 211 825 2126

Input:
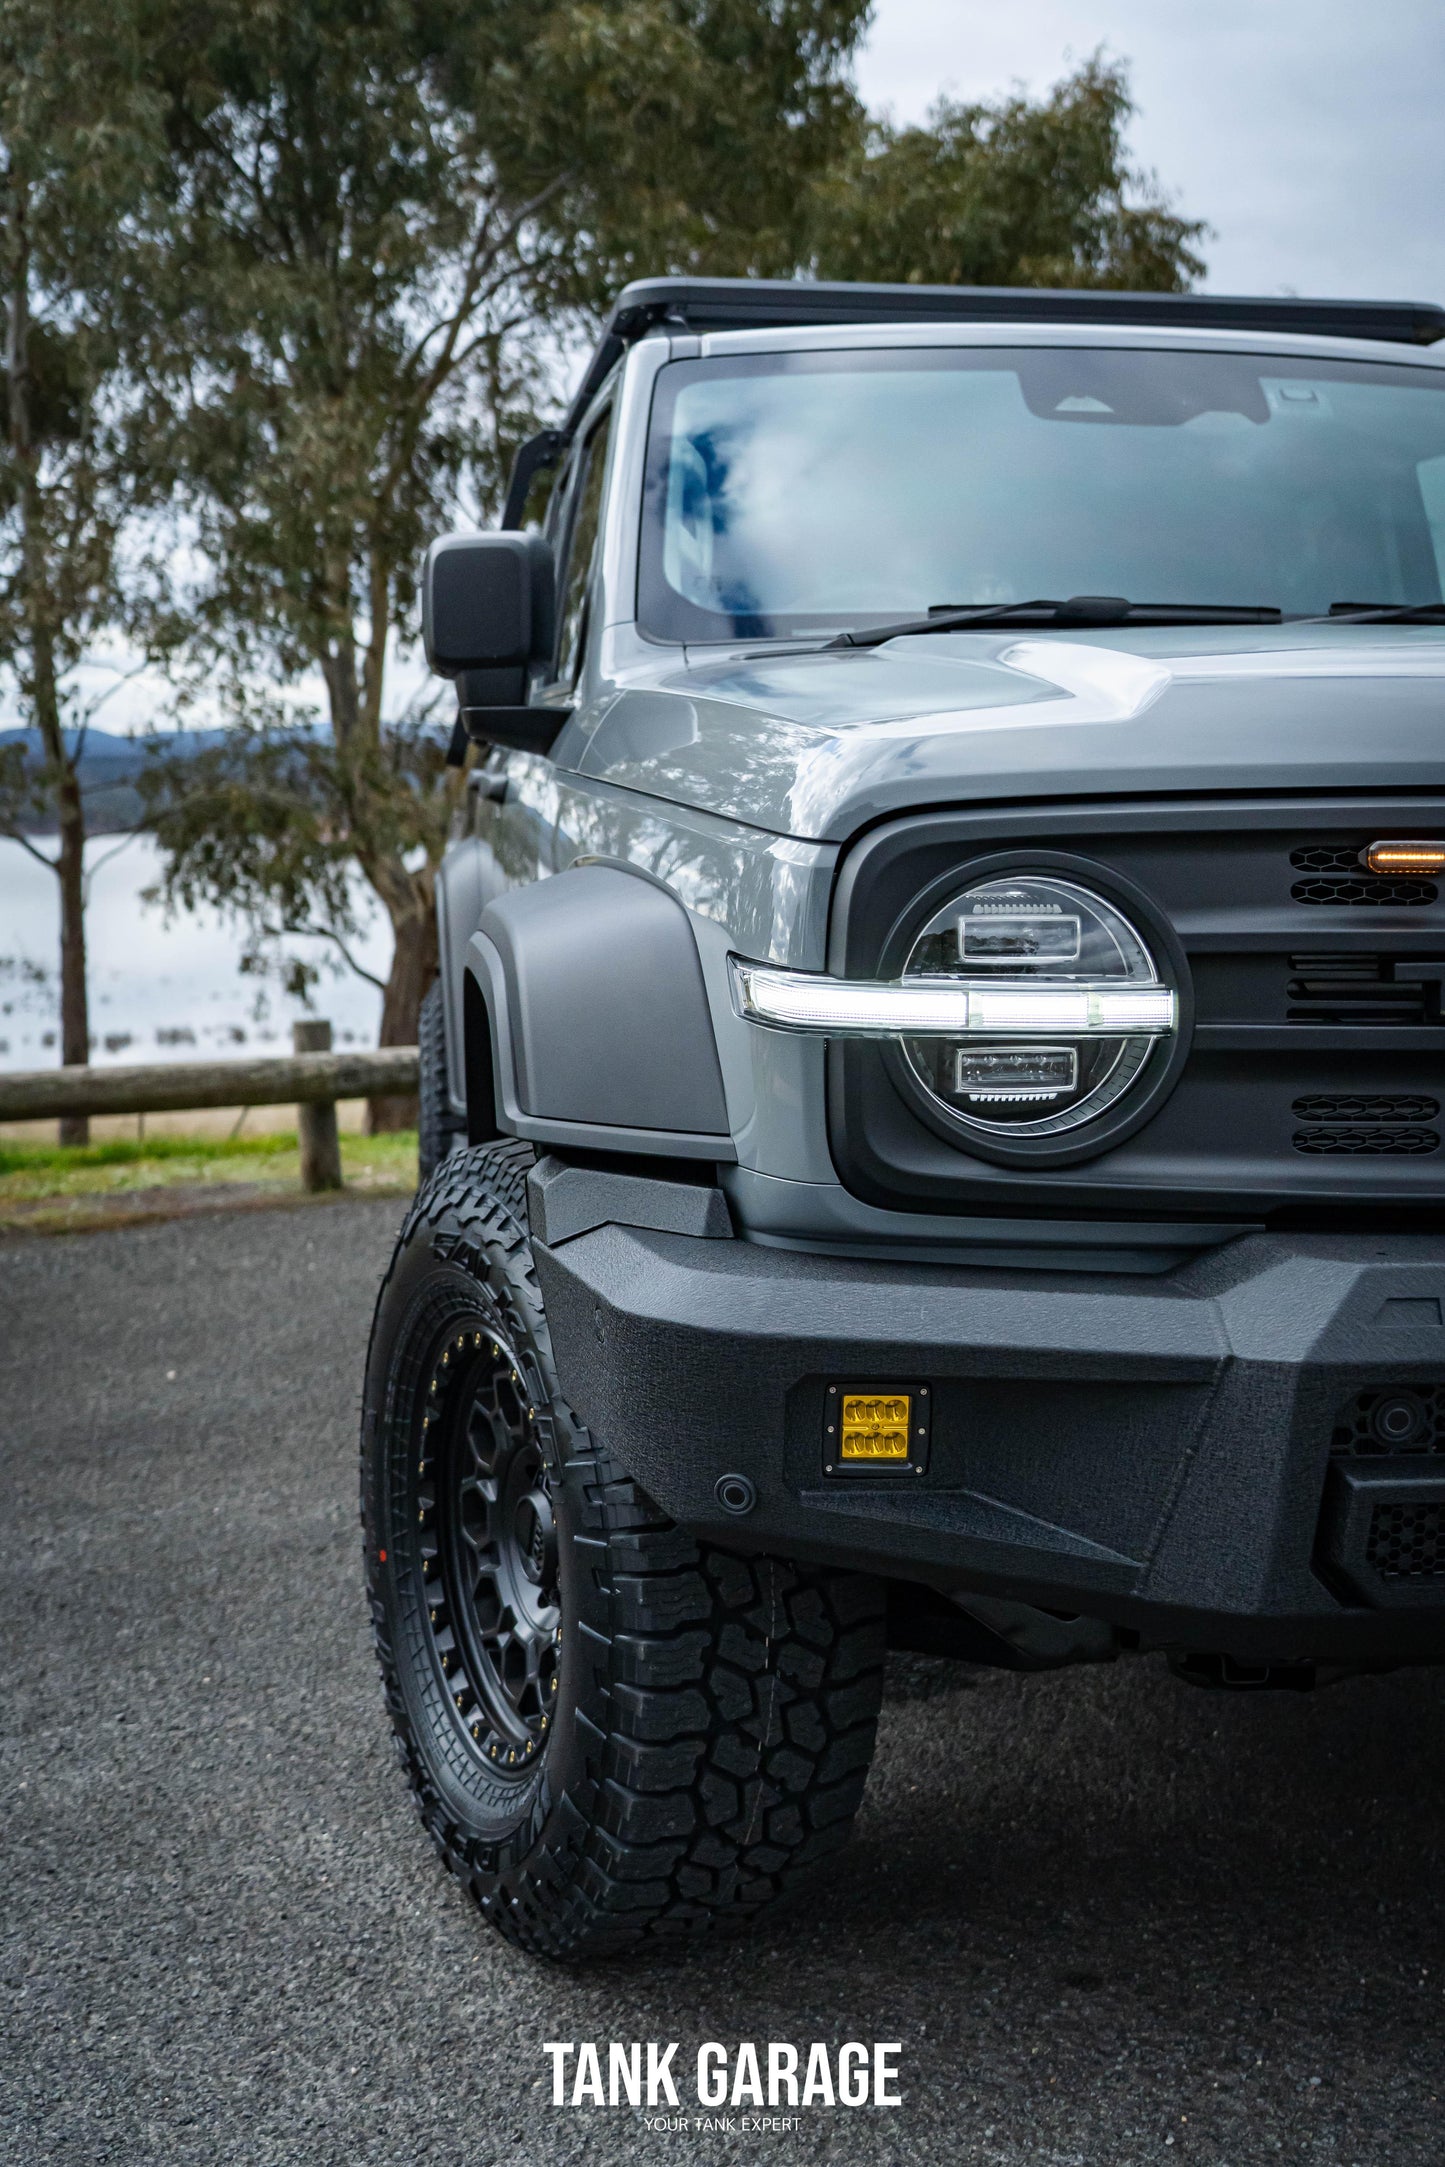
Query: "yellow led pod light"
731 961 1176 1037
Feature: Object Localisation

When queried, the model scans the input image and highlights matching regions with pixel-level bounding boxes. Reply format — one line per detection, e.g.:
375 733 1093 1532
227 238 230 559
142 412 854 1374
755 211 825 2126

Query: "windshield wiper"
828 595 1284 648
1322 601 1445 624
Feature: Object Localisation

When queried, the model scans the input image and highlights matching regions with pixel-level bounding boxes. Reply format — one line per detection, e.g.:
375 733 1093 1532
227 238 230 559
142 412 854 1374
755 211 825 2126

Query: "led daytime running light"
733 962 1175 1037
1362 840 1445 875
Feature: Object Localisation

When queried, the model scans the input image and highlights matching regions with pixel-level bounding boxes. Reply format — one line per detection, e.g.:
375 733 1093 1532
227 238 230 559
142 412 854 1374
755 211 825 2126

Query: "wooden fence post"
293 1020 343 1191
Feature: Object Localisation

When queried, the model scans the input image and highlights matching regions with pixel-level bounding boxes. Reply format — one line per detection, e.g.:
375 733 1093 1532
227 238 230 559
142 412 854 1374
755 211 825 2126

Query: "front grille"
829 797 1445 1220
1294 1126 1439 1155
1289 844 1438 905
1366 1500 1445 1580
1291 845 1366 874
1332 1385 1445 1457
1286 954 1443 1025
1291 876 1438 906
1292 1094 1440 1122
1291 1092 1438 1126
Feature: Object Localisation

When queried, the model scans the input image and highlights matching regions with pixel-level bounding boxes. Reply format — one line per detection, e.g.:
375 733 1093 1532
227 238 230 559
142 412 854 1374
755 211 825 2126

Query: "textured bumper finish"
534 1225 1445 1658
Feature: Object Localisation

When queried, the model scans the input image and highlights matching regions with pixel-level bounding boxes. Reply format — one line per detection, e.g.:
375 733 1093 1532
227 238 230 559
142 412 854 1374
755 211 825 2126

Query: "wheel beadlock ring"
415 1322 561 1776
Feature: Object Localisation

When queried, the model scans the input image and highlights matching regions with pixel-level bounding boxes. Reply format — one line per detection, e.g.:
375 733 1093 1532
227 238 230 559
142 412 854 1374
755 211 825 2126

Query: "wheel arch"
462 966 503 1145
436 833 509 1120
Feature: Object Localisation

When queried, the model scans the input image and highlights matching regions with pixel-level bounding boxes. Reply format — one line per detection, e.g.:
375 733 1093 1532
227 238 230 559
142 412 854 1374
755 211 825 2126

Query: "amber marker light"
840 1394 912 1461
1362 840 1445 874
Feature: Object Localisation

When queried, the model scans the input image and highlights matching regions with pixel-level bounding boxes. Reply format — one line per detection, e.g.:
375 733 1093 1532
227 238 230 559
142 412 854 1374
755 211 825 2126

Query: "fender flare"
464 864 735 1160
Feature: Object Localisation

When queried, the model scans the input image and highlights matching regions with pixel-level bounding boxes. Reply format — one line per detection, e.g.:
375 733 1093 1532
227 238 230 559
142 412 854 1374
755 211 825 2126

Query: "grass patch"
0 1132 296 1175
0 1127 417 1205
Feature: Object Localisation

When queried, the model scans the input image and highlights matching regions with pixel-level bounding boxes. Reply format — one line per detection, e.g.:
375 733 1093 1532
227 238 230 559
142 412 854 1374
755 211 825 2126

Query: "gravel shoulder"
2 1201 1443 2166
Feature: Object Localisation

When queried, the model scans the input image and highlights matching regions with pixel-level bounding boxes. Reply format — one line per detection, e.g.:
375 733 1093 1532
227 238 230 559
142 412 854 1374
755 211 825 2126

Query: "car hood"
573 624 1445 842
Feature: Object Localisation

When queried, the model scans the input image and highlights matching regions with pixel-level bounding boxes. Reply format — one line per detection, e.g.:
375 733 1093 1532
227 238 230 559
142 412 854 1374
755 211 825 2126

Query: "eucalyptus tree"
0 0 170 1140
140 0 870 1125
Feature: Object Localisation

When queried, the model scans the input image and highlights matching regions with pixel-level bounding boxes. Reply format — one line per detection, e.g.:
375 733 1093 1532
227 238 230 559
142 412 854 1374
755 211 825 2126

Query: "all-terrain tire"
361 1140 886 1962
416 982 466 1184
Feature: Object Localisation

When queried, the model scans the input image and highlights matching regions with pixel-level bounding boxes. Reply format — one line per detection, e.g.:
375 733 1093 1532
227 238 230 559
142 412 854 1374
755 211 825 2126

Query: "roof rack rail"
502 276 1445 525
611 275 1445 346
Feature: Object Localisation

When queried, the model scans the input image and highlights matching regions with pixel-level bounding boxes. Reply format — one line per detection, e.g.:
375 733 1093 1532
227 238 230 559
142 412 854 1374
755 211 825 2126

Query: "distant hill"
0 726 230 835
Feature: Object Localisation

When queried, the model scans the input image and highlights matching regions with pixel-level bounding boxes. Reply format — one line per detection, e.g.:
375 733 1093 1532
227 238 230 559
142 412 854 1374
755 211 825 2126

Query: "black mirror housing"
422 532 557 696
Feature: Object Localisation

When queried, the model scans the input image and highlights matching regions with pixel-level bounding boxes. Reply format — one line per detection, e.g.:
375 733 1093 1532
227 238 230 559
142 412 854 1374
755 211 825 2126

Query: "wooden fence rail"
0 1048 419 1122
0 1031 421 1193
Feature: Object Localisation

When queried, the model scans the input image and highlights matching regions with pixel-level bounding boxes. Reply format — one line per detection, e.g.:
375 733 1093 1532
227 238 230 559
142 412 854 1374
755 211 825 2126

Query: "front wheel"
361 1140 886 1961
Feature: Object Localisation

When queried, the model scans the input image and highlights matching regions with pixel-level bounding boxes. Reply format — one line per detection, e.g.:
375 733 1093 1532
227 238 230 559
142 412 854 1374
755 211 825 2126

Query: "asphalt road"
3 1199 1444 2167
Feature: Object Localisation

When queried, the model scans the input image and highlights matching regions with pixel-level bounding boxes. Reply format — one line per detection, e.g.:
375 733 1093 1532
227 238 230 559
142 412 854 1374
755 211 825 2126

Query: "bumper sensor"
824 1384 930 1477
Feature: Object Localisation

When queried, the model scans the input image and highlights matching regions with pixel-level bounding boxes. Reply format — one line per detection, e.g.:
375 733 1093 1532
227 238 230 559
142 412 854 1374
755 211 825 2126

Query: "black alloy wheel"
418 1318 561 1774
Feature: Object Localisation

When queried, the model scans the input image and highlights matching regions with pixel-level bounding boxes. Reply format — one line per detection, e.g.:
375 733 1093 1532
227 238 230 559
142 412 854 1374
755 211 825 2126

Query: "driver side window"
555 412 612 685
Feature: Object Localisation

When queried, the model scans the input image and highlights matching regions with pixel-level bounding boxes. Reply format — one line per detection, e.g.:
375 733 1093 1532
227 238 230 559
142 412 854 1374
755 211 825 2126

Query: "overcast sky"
855 0 1445 302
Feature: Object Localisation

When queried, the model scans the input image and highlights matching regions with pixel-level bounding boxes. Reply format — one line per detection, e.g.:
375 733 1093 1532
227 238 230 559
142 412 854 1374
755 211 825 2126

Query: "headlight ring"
899 872 1163 1139
882 853 1192 1166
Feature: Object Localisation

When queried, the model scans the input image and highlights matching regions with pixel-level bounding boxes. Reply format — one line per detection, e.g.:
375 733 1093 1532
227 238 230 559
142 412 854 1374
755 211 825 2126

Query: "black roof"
502 275 1445 523
571 273 1445 424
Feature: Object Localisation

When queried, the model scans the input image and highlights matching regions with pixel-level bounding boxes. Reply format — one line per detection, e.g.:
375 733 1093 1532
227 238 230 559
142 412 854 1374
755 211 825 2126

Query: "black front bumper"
534 1222 1445 1664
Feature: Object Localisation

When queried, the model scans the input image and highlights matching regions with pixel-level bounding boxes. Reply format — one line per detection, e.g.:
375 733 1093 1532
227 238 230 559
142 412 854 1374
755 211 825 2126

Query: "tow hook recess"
1169 1652 1319 1692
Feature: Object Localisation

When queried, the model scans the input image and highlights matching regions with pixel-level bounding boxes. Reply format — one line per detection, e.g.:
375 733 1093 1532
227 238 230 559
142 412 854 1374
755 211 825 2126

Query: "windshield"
638 346 1445 641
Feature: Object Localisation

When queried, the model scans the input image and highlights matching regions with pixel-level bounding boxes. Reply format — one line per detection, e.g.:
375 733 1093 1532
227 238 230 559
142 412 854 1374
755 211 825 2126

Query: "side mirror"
422 531 567 757
423 531 556 693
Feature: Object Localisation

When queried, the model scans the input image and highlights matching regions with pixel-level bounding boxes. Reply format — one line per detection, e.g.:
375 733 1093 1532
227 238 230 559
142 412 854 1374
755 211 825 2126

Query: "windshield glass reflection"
639 347 1445 641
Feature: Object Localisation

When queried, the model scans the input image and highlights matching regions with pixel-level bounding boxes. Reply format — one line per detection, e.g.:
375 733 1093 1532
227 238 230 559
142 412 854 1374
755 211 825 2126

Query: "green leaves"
139 700 451 929
811 56 1207 293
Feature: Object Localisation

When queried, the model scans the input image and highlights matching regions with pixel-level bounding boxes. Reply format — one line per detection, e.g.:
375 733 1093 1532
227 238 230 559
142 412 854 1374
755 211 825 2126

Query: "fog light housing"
825 1384 929 1475
842 1394 910 1459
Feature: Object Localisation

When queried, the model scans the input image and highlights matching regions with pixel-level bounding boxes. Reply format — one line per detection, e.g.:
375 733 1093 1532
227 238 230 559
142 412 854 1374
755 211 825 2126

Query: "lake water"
0 834 389 1072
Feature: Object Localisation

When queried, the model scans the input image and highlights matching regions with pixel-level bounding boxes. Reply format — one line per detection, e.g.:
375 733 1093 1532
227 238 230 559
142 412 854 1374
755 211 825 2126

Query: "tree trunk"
368 884 437 1132
6 185 90 1143
320 609 437 1131
53 757 91 1146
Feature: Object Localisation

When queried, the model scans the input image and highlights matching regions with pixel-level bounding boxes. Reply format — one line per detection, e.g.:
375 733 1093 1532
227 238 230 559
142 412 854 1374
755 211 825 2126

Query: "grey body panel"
720 1164 1258 1274
572 627 1445 841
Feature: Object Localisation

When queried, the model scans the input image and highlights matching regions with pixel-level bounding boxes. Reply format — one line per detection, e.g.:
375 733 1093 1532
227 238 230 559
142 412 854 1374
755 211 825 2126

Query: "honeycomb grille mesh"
1367 1500 1445 1580
1332 1385 1445 1457
1293 1126 1440 1155
1290 846 1366 873
1289 844 1439 904
1291 876 1438 906
1292 1094 1440 1123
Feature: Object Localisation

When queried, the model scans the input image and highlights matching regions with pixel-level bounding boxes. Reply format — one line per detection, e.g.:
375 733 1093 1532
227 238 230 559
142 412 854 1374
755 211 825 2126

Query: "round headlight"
901 873 1171 1140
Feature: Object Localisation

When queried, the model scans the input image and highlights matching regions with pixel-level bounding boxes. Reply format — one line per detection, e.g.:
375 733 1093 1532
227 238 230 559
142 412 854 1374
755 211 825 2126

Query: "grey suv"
362 277 1445 1961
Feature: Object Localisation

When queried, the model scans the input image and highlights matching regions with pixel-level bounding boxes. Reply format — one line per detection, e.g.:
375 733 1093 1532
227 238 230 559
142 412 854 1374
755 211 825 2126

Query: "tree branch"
80 827 141 900
278 918 386 991
1 827 60 872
